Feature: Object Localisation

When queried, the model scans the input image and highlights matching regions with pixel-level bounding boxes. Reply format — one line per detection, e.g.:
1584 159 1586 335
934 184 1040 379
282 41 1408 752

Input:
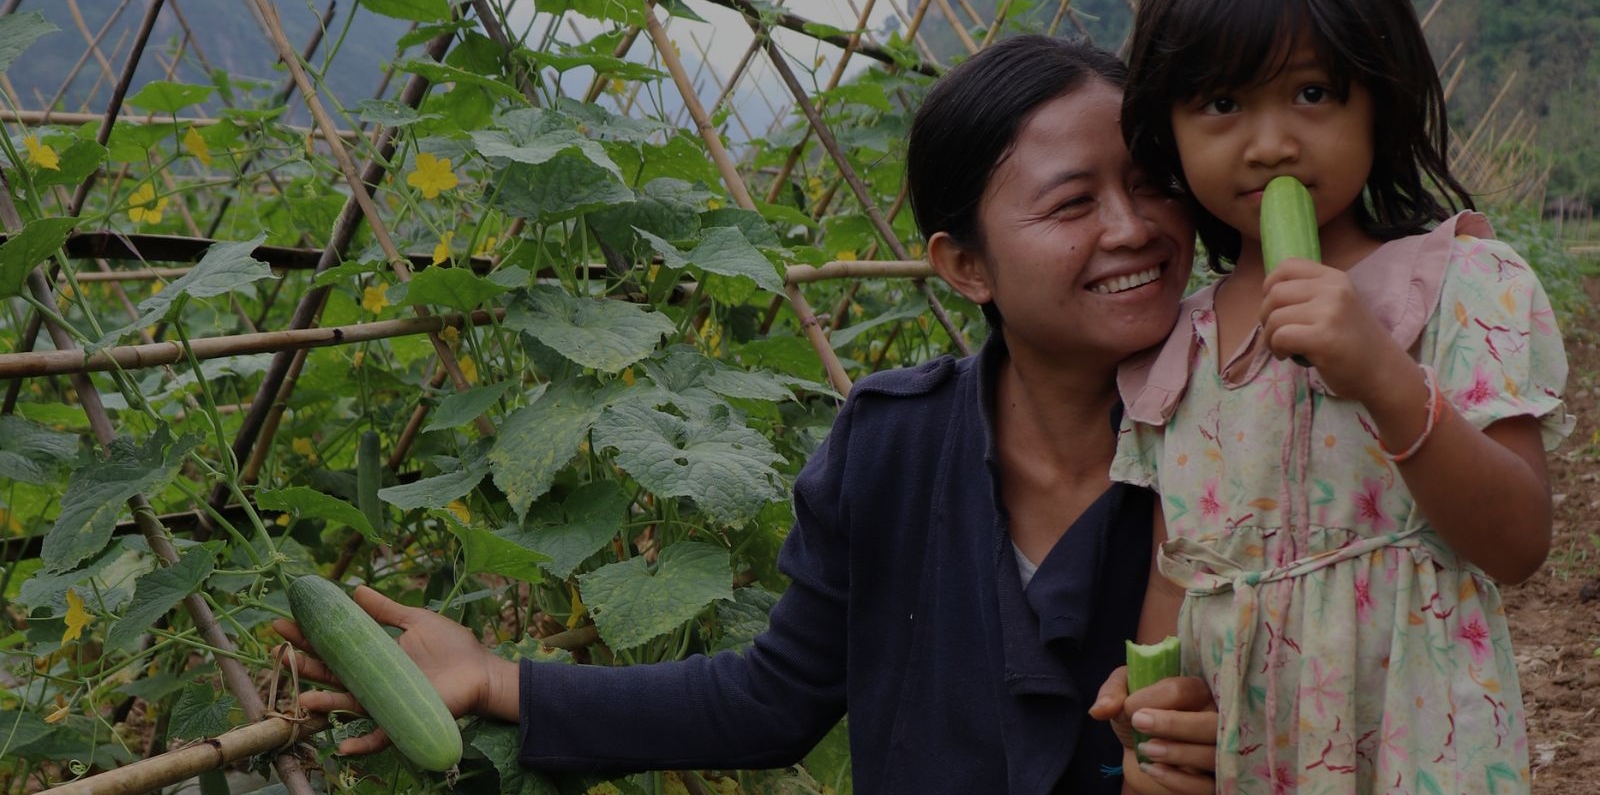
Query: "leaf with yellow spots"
182 126 212 167
446 500 471 524
361 284 389 314
63 588 93 643
432 230 455 265
407 152 458 199
23 135 59 170
128 183 168 225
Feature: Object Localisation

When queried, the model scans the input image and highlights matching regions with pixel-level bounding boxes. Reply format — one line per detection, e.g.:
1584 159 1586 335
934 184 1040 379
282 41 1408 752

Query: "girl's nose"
1244 113 1300 168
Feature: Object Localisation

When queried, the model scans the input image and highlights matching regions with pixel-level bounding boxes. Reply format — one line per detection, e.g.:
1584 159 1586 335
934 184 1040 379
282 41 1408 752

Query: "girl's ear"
928 230 994 306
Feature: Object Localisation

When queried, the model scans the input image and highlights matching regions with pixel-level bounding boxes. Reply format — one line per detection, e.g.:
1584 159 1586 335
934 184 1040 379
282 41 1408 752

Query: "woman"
277 36 1217 795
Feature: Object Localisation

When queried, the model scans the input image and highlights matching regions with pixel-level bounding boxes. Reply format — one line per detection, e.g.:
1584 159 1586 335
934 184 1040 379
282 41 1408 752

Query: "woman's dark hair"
1123 0 1473 272
907 36 1126 326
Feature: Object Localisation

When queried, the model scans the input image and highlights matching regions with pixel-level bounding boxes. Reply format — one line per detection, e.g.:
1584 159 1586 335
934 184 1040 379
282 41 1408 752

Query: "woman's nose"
1099 189 1158 250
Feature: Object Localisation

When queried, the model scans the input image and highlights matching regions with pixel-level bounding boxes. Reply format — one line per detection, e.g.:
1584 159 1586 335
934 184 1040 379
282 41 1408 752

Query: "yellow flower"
128 183 168 225
291 437 317 461
361 284 389 314
44 702 70 724
406 152 457 199
440 326 460 345
835 250 857 261
0 506 20 535
432 231 455 265
62 589 93 644
458 356 477 384
352 350 365 368
446 500 471 524
473 235 497 257
621 367 635 386
275 513 291 527
182 126 212 167
24 135 59 170
706 198 722 210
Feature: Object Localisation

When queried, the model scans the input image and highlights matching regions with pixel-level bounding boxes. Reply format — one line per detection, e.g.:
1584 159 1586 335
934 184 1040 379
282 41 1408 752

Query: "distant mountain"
5 0 412 125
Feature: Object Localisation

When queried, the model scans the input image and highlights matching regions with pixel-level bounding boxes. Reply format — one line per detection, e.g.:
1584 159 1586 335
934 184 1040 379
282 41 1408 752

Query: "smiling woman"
278 34 1221 795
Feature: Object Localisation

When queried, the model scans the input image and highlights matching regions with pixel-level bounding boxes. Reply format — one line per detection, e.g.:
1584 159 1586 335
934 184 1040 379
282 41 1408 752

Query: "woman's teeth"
1089 266 1162 294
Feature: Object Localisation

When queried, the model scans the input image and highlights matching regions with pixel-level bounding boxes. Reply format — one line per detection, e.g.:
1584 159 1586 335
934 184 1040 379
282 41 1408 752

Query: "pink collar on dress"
1118 211 1494 425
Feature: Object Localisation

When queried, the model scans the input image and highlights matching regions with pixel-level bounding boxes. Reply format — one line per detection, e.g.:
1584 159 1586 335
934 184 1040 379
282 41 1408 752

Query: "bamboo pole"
786 260 933 284
699 0 938 77
935 0 979 55
643 5 853 395
41 0 131 123
980 0 1015 49
0 310 499 379
746 11 970 355
1454 70 1517 170
43 715 329 795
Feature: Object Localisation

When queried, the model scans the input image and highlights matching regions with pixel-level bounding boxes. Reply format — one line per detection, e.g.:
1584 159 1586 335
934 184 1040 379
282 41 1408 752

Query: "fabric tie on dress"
1158 527 1425 787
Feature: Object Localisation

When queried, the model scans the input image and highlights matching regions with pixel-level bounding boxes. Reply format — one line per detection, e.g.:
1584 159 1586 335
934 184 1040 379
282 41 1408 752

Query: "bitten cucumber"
287 576 461 771
1125 635 1182 764
1260 175 1321 272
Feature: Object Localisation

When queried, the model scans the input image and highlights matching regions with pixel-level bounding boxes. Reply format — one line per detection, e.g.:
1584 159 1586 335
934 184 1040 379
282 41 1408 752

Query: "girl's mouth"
1088 265 1163 294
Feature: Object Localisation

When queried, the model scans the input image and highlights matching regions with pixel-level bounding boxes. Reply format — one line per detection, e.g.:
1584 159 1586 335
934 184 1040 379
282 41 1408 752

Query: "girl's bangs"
1162 0 1334 100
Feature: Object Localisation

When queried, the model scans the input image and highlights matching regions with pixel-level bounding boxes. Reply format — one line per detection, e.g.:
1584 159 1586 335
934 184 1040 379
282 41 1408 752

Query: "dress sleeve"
1421 236 1574 450
1110 414 1160 489
516 403 853 772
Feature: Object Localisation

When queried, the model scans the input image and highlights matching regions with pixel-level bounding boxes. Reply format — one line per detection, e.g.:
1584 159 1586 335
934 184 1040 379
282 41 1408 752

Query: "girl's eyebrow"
1032 169 1092 201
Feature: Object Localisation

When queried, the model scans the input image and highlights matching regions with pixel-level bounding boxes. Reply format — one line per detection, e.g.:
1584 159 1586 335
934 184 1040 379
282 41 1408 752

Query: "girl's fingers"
1136 761 1216 795
1136 729 1217 772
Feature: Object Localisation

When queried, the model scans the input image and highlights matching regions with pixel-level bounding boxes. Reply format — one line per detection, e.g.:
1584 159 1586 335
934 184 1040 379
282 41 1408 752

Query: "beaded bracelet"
1381 364 1447 463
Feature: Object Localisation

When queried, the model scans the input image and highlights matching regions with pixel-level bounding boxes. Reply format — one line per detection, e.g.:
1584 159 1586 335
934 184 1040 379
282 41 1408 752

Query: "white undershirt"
1013 542 1039 589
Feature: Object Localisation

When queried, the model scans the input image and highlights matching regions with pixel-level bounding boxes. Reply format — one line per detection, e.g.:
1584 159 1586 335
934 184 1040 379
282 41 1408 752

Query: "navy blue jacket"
519 337 1153 794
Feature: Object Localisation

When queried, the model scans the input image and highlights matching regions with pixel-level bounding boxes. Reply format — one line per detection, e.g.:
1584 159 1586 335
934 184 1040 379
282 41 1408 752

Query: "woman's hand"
1090 666 1217 795
272 585 521 756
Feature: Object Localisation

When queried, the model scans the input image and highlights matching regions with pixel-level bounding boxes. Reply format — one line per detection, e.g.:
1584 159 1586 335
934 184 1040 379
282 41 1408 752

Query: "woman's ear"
928 231 994 306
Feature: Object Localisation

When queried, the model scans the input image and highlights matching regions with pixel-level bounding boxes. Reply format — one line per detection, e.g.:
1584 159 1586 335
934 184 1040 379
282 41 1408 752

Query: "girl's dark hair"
1123 0 1473 272
907 35 1126 327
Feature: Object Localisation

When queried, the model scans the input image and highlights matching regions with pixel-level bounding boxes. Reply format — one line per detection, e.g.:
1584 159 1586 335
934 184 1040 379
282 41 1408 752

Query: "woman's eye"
1297 85 1330 104
1200 97 1237 115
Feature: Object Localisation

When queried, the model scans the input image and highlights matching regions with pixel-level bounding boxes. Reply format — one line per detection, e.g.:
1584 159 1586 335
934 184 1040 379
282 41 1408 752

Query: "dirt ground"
1508 278 1600 794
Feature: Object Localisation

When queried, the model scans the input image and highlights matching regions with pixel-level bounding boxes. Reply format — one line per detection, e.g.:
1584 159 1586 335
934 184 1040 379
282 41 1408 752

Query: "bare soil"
1509 278 1600 794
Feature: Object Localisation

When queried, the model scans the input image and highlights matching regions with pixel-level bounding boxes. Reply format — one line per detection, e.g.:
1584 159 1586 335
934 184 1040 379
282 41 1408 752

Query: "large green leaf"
0 216 75 300
639 226 785 296
31 138 108 188
424 381 516 432
468 723 562 795
504 285 673 373
95 235 274 347
0 708 57 754
592 403 786 526
169 683 235 741
43 428 197 573
448 522 548 585
0 13 57 75
360 0 452 22
579 542 733 651
642 346 817 406
0 415 76 485
472 108 621 179
491 156 633 222
257 487 375 544
378 441 491 511
105 546 215 651
503 481 630 580
125 81 214 114
489 380 623 517
401 266 508 312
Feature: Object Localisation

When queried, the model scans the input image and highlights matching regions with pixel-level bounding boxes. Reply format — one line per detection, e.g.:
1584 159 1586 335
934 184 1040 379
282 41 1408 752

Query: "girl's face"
1168 39 1375 264
950 81 1193 369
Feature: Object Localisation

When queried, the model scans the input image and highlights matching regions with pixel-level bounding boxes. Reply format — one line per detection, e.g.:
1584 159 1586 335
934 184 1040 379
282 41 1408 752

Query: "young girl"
1112 0 1572 792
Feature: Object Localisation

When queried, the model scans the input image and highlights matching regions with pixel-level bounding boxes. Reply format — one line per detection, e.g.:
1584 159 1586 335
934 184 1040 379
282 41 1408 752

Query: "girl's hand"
1259 256 1409 403
272 585 521 756
1091 666 1218 795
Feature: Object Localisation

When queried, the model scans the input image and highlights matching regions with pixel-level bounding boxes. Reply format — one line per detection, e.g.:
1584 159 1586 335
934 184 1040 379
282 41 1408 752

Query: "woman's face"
954 80 1193 370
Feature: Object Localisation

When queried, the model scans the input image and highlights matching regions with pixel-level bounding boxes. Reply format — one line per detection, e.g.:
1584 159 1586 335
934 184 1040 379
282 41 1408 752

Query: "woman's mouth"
1087 265 1163 294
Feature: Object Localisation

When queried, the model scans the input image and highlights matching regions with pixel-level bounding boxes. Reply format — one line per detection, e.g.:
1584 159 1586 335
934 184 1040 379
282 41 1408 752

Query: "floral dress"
1112 213 1572 795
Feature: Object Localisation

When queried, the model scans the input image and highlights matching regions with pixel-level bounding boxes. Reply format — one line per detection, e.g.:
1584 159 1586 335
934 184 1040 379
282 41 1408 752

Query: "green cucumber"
356 430 384 538
287 576 461 771
1260 175 1320 272
1259 176 1319 367
1125 635 1182 763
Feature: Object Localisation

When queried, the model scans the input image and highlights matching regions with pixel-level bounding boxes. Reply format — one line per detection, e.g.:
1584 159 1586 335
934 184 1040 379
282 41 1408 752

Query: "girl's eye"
1200 97 1238 115
1297 85 1330 105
